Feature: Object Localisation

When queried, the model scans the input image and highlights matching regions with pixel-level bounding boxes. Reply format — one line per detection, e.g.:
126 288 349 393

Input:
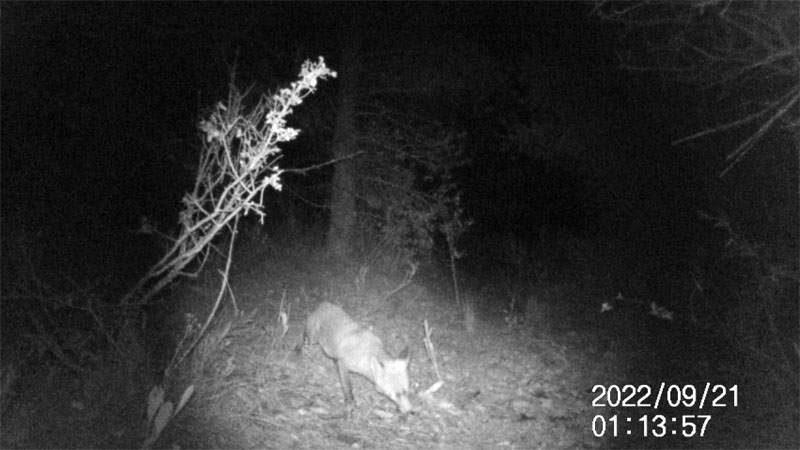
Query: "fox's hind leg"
336 360 356 418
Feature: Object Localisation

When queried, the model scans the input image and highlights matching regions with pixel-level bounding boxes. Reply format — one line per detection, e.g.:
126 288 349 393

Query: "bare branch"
721 87 800 177
282 151 365 176
673 89 791 146
594 0 799 174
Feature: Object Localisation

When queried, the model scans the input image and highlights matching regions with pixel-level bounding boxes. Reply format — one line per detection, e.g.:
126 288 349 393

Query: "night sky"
1 2 796 289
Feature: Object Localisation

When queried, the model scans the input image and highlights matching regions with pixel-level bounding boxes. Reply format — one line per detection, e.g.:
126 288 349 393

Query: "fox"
298 302 412 415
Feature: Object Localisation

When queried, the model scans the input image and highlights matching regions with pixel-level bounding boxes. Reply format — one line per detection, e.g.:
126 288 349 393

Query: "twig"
282 151 365 176
720 88 799 177
165 216 239 380
422 319 442 382
26 311 89 374
366 261 417 316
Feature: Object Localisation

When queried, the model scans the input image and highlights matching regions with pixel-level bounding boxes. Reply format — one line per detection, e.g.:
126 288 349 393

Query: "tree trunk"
327 34 360 260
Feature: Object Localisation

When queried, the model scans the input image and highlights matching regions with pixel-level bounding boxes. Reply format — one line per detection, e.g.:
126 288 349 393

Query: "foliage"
143 384 194 448
354 107 469 270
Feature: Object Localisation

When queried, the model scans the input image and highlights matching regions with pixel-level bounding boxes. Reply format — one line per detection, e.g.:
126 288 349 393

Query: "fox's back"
306 302 387 361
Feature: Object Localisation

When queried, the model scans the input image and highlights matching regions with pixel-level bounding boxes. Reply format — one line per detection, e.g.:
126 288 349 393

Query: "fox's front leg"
293 330 308 355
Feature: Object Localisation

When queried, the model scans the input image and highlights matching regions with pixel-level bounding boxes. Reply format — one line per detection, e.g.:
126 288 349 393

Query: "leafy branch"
120 58 336 307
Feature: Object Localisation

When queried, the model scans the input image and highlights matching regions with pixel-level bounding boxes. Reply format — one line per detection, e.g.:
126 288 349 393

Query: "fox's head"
370 347 411 413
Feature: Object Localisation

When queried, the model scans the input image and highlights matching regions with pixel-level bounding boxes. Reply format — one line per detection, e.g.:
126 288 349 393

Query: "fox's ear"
398 346 410 361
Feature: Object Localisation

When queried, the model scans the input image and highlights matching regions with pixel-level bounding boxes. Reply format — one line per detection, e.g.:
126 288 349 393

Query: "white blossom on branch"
121 58 336 306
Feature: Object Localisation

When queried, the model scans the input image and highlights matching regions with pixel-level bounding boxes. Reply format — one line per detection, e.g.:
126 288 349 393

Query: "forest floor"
1 261 797 449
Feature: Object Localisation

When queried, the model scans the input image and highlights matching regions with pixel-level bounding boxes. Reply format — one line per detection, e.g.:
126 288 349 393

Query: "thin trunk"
327 34 360 259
